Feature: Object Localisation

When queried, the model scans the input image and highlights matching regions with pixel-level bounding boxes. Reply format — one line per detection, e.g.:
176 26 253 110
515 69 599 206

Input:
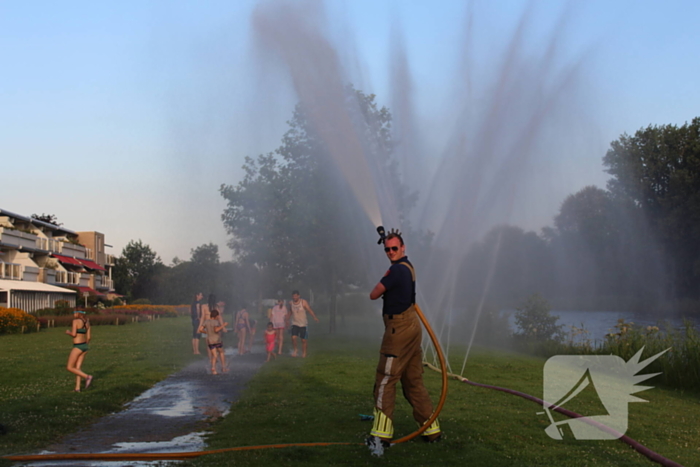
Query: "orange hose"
3 442 358 462
392 303 449 445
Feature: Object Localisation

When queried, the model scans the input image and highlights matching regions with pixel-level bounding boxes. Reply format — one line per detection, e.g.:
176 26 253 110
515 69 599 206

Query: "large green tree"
603 118 700 297
113 240 163 301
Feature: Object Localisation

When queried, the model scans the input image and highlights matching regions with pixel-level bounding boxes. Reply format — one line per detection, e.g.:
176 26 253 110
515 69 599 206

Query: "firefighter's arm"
370 282 386 300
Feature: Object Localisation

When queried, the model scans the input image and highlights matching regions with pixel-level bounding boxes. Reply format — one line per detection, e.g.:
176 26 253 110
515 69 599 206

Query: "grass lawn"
0 316 198 460
1 315 698 466
184 332 700 467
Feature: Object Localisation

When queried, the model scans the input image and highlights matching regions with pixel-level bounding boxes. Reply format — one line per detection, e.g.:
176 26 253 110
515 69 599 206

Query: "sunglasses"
384 246 399 252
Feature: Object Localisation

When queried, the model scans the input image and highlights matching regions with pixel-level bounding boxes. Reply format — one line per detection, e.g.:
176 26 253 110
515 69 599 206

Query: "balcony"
40 267 57 285
106 254 116 266
22 265 40 282
55 271 81 285
79 273 91 287
0 227 39 250
0 262 22 280
54 241 88 259
96 275 114 290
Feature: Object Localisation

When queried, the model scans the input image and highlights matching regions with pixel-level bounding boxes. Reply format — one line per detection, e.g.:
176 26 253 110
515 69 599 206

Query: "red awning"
74 286 105 297
52 254 84 267
77 258 106 271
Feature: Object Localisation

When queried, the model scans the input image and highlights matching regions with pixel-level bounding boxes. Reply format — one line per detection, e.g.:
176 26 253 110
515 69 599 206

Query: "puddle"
26 346 267 466
30 432 206 466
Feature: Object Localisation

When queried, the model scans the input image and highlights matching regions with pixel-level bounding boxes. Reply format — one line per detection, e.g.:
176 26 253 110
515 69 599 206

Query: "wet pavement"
27 345 266 466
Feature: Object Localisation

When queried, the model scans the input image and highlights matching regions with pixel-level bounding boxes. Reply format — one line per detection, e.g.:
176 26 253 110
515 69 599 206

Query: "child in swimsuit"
203 309 228 374
264 322 277 361
65 310 93 392
235 307 250 355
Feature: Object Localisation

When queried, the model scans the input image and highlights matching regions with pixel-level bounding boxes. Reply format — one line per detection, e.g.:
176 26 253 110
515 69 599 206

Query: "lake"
504 310 699 345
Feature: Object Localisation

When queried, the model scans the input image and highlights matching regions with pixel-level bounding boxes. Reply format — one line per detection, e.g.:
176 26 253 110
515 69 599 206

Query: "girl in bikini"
65 310 93 392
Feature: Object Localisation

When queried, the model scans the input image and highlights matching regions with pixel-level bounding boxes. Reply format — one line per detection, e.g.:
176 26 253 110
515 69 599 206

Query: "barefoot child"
65 310 93 391
264 322 277 361
201 309 228 374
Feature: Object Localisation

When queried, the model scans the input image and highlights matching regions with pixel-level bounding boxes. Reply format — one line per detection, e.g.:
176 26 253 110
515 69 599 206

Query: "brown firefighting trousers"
370 305 441 440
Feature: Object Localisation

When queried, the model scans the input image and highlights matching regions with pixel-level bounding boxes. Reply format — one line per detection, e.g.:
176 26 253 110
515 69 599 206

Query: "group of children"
199 307 282 374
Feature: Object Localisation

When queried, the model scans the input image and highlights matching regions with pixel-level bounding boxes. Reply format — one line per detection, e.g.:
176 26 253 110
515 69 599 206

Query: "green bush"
131 298 151 305
513 293 564 342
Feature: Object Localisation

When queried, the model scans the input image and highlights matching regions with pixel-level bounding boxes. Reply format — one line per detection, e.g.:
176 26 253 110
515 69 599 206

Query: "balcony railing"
40 267 57 284
106 254 116 266
96 276 114 290
0 227 39 250
54 241 88 259
0 262 22 280
55 271 81 285
36 237 48 251
22 265 40 282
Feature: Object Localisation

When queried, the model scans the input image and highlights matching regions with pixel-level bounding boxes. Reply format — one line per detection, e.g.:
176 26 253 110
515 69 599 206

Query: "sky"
2 0 699 264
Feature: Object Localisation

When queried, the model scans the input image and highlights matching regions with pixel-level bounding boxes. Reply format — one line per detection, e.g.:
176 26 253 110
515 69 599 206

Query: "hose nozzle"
376 226 386 245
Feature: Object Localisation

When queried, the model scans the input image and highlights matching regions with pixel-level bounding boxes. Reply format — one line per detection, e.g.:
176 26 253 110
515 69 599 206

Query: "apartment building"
0 208 116 312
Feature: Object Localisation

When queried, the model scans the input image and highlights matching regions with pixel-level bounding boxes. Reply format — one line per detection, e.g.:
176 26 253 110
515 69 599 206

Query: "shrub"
132 298 151 305
109 305 179 318
0 308 39 334
513 293 564 342
34 306 74 317
55 300 73 314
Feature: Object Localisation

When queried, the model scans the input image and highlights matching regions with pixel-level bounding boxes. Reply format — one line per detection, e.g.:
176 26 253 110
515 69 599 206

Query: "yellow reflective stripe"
376 356 393 410
422 418 441 436
370 408 394 438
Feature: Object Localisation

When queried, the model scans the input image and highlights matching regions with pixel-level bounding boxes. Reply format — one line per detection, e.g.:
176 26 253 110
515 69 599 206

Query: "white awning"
0 279 76 294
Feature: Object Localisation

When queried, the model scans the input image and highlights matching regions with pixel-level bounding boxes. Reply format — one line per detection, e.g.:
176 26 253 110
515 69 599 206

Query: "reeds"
557 319 700 392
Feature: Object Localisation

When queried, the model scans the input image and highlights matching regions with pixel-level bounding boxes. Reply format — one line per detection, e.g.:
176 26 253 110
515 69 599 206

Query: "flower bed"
4 304 185 334
0 307 39 334
109 305 184 317
40 314 151 327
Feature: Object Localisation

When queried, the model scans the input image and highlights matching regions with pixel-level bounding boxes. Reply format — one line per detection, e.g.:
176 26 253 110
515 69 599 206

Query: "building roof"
0 208 76 236
0 279 77 294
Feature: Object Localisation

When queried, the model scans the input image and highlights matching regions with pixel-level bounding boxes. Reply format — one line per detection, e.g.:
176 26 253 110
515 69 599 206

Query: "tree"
457 225 553 306
188 243 220 298
190 243 220 265
603 118 700 298
113 240 162 301
546 185 667 306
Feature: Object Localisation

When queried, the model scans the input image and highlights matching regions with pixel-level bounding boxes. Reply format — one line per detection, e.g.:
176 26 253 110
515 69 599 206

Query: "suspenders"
397 261 416 306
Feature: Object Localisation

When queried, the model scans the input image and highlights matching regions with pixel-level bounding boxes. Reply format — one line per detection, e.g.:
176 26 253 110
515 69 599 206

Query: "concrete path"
28 345 266 466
